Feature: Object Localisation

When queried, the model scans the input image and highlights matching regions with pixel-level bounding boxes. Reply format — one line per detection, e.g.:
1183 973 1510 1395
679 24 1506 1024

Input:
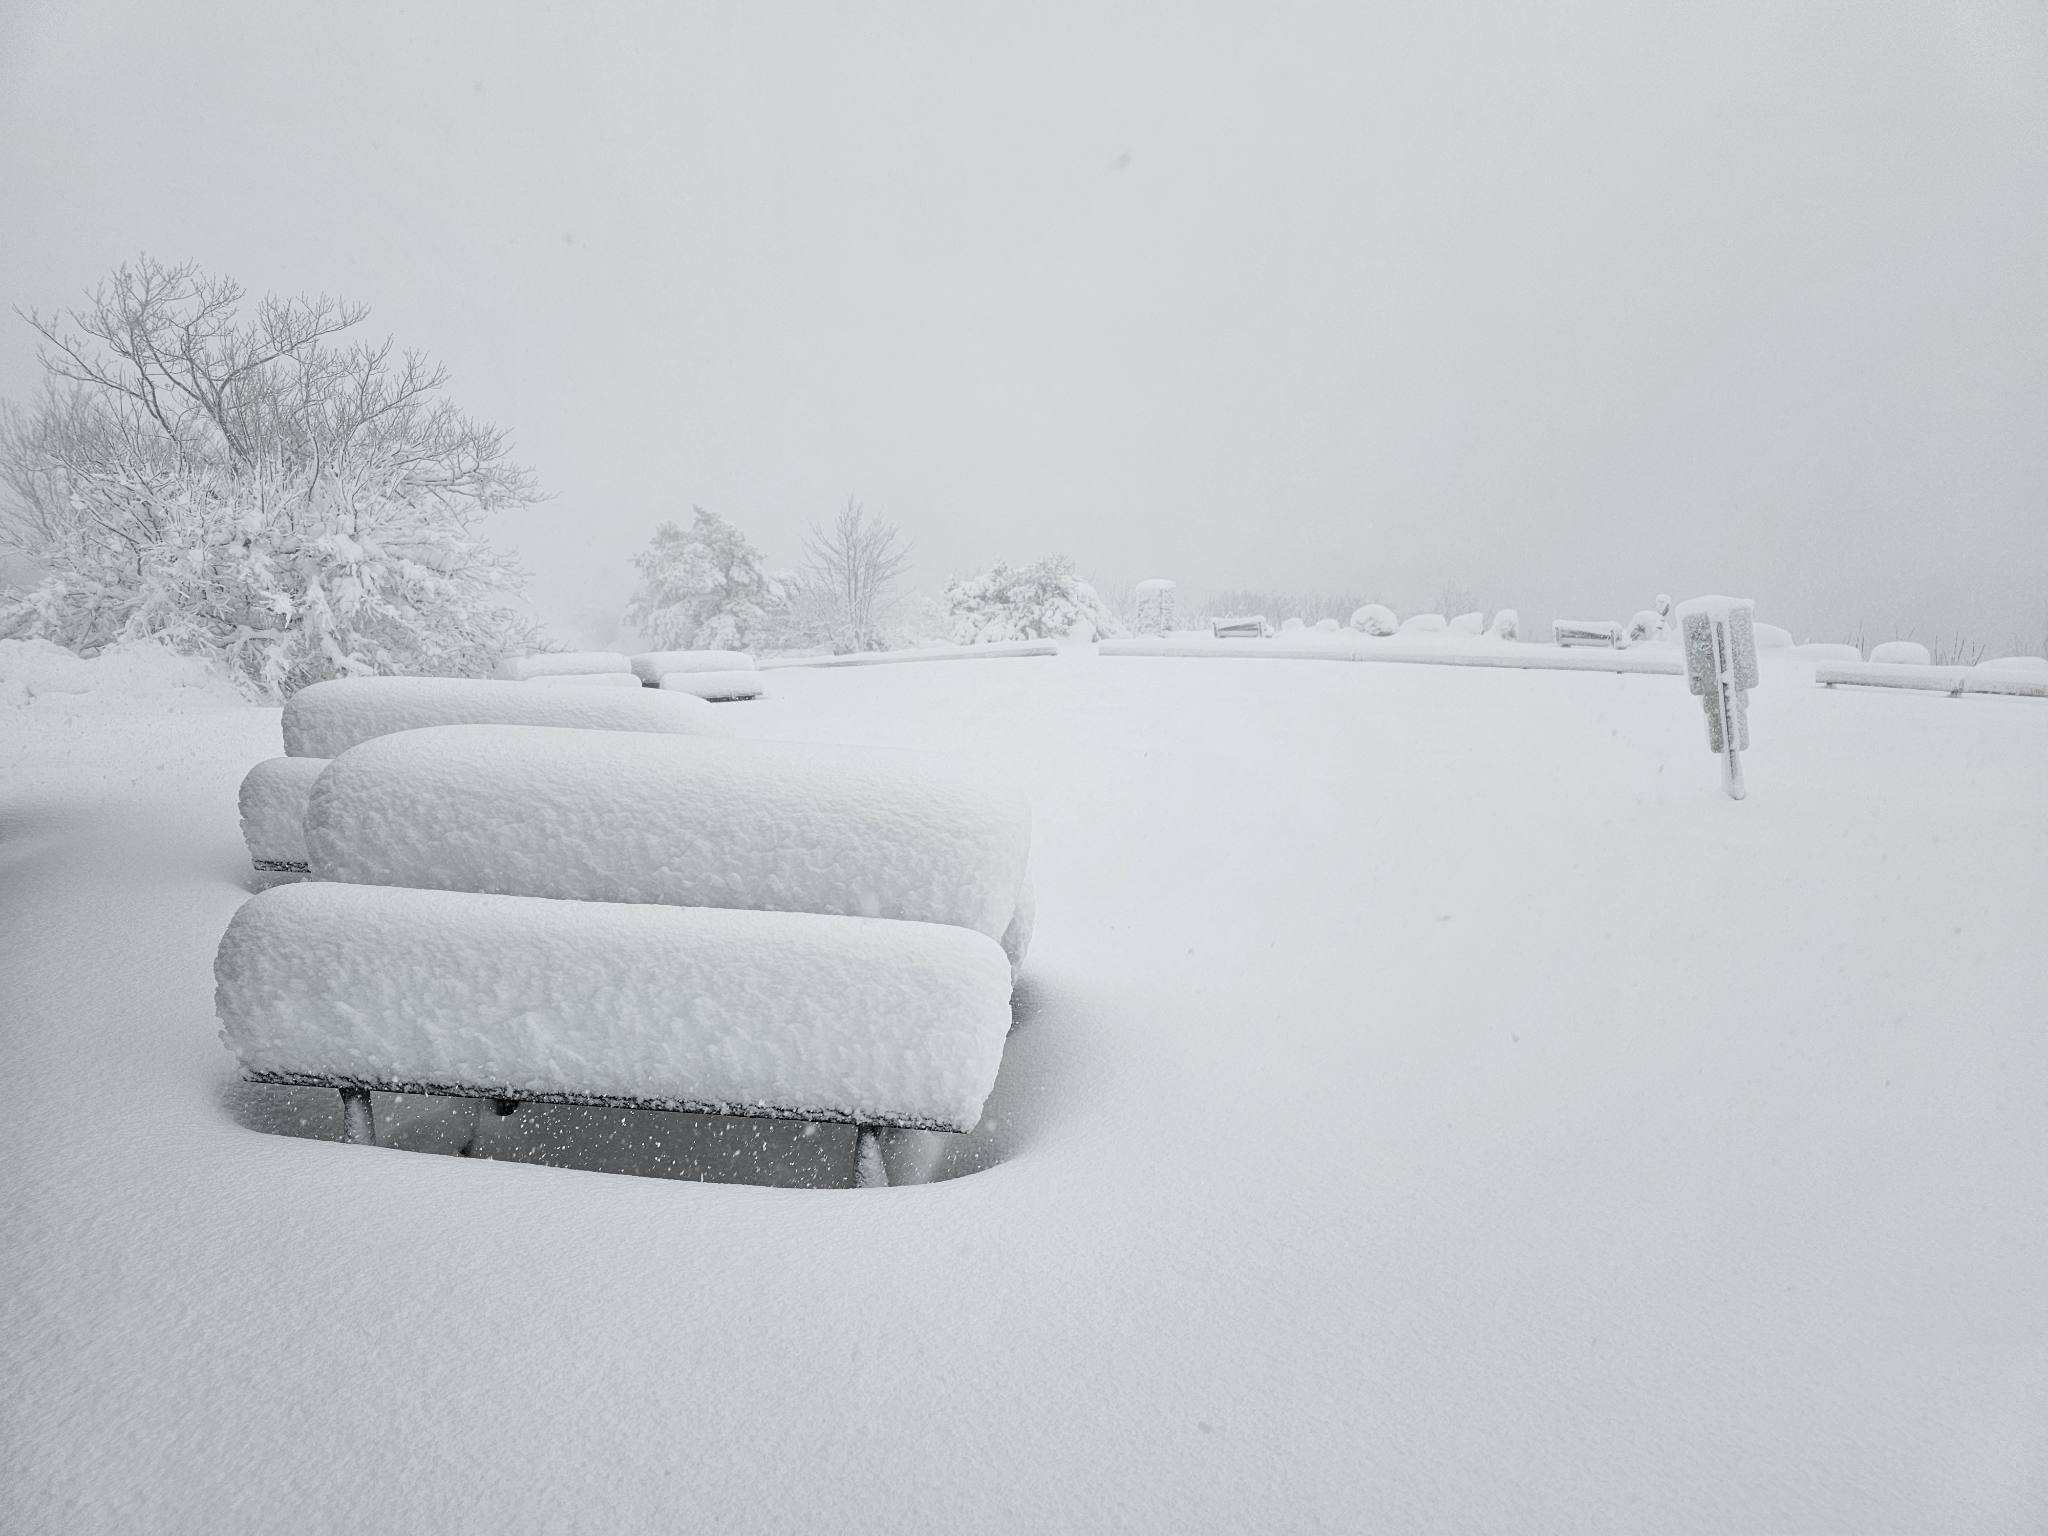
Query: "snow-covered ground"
3 647 2045 1532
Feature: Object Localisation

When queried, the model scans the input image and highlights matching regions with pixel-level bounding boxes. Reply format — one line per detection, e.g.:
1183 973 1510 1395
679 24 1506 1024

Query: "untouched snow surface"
305 724 1031 947
218 882 1013 1130
4 647 2046 1532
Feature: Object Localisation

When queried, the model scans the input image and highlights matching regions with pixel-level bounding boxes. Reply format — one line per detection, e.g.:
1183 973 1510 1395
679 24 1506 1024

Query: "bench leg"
491 1098 520 1117
339 1088 375 1146
853 1125 889 1189
456 1096 484 1156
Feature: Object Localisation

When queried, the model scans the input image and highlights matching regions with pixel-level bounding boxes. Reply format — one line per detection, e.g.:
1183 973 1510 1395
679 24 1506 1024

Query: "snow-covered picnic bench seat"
217 882 1013 1182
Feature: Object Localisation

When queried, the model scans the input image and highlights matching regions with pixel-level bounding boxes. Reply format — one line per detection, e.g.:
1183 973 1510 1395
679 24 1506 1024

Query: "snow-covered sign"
1676 595 1759 800
1554 619 1622 648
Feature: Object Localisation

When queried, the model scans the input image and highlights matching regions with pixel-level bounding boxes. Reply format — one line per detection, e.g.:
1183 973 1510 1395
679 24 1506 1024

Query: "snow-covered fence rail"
760 640 1058 670
1815 662 2048 699
1098 637 1684 676
280 676 732 758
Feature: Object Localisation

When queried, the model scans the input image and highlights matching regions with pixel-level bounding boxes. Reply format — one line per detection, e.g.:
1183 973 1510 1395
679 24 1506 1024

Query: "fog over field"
2 0 2043 646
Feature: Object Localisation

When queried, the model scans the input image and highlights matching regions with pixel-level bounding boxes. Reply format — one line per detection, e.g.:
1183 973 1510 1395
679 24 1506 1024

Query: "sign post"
1676 596 1759 800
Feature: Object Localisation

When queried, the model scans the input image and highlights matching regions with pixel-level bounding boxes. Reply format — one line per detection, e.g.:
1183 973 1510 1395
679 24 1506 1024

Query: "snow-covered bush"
1399 613 1448 635
1350 604 1396 636
1450 611 1484 636
941 556 1125 643
1869 640 1931 666
1280 616 1306 634
1625 610 1663 645
1314 617 1340 634
1753 622 1793 649
625 507 786 651
0 258 543 697
1487 609 1518 639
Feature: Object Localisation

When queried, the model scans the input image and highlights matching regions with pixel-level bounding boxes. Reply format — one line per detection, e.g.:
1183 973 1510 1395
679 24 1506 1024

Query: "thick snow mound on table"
215 882 1014 1130
631 650 755 683
494 651 631 680
524 672 640 687
306 724 1034 953
1870 640 1931 665
658 670 765 701
237 757 325 866
280 676 732 757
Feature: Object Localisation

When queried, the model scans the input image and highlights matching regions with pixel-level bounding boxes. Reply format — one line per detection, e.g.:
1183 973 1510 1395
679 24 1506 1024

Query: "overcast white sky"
3 0 2044 648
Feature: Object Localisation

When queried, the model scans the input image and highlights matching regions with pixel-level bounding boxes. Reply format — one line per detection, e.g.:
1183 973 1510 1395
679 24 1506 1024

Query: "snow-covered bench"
494 651 634 681
658 670 765 702
280 675 733 758
217 882 1013 1184
302 723 1034 973
630 650 755 684
1553 619 1622 648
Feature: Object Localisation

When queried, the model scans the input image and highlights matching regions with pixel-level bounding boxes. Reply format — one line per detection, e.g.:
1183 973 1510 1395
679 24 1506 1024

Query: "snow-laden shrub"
941 556 1125 644
1753 622 1793 649
1280 616 1306 634
625 508 786 651
0 258 542 697
1625 610 1664 645
1450 611 1484 636
1978 655 2048 675
1399 613 1448 635
1869 640 1930 666
1314 617 1340 633
1487 609 1518 640
1350 604 1396 636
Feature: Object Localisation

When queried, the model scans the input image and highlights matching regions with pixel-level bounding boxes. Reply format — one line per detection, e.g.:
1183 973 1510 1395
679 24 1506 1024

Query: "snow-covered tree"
801 497 911 652
941 555 1127 643
0 257 544 696
624 507 785 650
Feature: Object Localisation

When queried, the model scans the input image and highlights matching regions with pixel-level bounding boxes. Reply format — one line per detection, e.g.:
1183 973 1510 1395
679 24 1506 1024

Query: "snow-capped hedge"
1350 605 1397 636
1869 641 1931 666
215 881 1014 1131
280 676 731 758
942 556 1125 644
303 724 1033 960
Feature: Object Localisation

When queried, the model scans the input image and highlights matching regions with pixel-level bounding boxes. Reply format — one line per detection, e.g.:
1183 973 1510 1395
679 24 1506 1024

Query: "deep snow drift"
3 646 2045 1533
